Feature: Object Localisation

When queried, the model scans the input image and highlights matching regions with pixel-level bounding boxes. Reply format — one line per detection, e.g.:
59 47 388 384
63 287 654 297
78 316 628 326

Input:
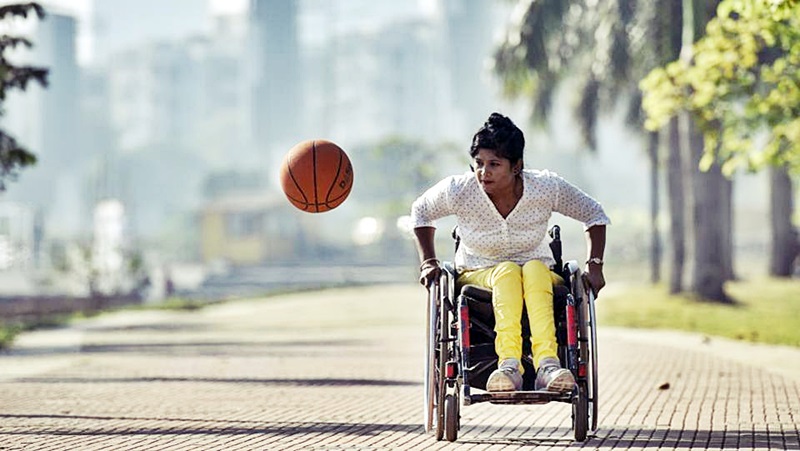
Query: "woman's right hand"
419 260 442 287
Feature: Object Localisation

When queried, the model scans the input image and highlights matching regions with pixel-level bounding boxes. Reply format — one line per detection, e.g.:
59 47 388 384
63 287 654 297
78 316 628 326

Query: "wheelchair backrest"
450 224 567 279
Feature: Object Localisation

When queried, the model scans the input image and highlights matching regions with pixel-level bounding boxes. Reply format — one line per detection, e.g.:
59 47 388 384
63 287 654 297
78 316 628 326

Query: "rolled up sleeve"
553 174 611 230
410 176 457 228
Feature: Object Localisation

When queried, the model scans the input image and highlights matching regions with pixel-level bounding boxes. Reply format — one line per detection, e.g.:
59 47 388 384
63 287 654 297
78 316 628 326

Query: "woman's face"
472 148 519 195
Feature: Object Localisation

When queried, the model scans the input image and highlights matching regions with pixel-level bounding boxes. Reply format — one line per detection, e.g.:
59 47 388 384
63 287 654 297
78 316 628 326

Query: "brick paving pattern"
1 284 799 450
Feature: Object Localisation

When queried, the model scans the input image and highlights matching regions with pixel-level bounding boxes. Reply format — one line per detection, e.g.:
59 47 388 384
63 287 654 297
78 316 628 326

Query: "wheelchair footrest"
466 390 572 405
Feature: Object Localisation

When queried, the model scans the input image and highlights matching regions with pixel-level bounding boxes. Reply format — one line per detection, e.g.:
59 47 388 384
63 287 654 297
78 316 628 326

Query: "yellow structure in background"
199 194 309 265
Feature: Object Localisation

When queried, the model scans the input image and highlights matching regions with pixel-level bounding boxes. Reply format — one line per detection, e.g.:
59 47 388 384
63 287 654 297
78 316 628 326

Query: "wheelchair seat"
457 282 571 392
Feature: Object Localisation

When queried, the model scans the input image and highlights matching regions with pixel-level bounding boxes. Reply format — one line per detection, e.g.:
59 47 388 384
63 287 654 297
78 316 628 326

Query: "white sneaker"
486 358 523 392
534 357 575 393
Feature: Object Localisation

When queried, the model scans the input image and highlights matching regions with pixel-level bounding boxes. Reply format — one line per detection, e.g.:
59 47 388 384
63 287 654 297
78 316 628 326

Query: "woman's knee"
491 261 522 283
522 260 553 294
522 260 549 275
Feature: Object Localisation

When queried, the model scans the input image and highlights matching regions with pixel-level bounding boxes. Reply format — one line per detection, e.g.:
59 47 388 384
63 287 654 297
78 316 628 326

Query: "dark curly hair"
469 112 525 164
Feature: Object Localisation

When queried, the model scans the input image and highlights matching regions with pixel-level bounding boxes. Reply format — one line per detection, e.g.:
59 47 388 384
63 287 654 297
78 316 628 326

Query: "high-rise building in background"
322 17 454 147
91 0 207 67
249 0 301 162
298 0 513 150
104 28 251 238
2 13 82 239
442 0 501 135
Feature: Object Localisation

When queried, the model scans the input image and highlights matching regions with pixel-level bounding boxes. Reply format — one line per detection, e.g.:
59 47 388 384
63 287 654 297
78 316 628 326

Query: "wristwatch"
586 257 604 265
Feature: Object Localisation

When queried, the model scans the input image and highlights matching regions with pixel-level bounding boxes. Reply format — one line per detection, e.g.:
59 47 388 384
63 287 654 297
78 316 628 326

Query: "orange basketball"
279 139 354 213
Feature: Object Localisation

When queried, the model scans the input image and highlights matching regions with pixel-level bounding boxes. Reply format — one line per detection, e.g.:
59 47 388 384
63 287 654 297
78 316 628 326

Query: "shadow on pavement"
7 339 370 357
0 414 422 437
460 427 800 450
14 376 421 387
81 323 211 333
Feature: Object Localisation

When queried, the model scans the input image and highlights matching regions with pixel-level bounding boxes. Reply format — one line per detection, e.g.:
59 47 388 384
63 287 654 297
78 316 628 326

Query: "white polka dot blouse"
410 169 611 271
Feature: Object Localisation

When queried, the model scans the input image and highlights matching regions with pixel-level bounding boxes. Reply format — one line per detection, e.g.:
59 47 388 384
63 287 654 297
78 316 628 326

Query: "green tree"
641 0 799 172
641 0 800 277
0 2 48 191
492 0 682 285
494 0 739 301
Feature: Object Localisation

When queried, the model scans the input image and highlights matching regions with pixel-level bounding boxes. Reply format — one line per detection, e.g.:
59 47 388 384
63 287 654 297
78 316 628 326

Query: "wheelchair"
423 225 599 442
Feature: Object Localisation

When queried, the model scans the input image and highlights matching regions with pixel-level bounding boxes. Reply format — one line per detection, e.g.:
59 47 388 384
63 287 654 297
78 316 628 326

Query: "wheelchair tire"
435 296 449 441
587 289 599 431
425 278 450 441
572 382 589 442
424 282 442 438
444 394 459 442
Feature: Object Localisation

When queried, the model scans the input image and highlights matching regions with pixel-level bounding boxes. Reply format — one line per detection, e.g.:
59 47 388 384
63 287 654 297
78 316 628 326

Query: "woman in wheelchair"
411 112 609 394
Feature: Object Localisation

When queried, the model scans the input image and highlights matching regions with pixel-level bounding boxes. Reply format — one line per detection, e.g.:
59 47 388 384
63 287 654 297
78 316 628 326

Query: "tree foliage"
353 137 458 217
640 0 800 175
0 2 48 190
493 0 644 150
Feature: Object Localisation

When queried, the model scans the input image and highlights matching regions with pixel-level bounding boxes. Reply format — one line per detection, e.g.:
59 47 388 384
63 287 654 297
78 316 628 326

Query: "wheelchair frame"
423 225 599 442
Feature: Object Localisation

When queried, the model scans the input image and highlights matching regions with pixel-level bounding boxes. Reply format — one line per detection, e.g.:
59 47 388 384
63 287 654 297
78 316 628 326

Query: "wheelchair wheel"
572 381 589 441
436 287 449 441
444 393 459 442
424 279 448 440
586 289 599 431
571 268 599 439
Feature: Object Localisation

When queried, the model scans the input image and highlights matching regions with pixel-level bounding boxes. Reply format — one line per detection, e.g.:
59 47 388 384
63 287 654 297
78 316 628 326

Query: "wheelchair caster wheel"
572 382 589 441
444 394 459 442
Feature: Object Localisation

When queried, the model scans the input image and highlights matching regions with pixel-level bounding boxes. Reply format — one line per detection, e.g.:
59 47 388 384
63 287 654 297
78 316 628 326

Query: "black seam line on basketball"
312 141 319 213
325 149 344 205
284 194 329 208
284 193 317 206
325 167 353 205
287 164 308 204
324 180 352 206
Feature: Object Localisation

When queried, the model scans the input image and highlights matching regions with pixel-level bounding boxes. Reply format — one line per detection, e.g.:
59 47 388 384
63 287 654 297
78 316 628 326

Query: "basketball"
279 139 354 213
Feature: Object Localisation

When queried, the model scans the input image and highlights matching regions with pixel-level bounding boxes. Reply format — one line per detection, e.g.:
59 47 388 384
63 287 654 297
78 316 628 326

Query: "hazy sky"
24 0 440 65
17 0 246 65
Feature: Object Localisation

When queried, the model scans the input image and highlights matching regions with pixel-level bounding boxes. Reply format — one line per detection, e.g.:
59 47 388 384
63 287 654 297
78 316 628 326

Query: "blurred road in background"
192 264 416 300
1 284 799 450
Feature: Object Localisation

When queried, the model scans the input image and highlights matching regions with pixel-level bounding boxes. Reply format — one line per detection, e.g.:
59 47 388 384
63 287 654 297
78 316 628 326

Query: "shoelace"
539 365 562 377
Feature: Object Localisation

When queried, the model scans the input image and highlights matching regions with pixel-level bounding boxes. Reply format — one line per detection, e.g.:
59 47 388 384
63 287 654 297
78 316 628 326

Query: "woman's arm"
414 226 441 287
584 225 606 295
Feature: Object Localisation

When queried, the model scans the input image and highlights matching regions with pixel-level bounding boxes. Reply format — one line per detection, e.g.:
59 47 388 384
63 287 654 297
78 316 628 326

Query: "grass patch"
0 313 85 351
0 324 21 349
0 297 210 351
131 297 210 312
598 277 800 347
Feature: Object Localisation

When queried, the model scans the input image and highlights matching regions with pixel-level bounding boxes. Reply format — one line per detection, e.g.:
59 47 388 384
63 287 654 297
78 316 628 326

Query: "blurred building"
91 0 208 67
91 198 128 295
104 20 251 237
2 12 83 239
249 0 301 160
199 194 312 265
298 0 510 149
441 0 502 135
0 202 38 270
324 18 453 146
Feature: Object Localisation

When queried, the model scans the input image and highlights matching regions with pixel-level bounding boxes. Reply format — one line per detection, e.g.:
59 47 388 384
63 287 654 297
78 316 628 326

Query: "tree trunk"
684 117 729 303
720 175 735 281
769 165 796 277
648 131 662 283
665 118 684 293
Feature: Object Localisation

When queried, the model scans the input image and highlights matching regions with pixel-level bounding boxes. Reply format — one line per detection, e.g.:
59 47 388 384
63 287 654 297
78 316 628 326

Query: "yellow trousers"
458 260 560 372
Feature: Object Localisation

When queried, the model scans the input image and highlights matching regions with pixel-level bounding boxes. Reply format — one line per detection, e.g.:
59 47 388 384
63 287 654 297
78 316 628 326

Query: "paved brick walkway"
1 284 799 450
